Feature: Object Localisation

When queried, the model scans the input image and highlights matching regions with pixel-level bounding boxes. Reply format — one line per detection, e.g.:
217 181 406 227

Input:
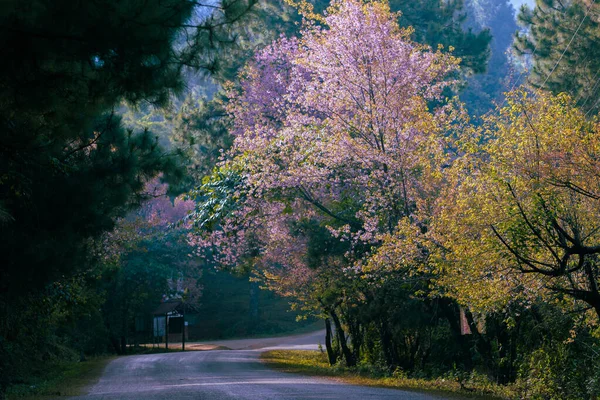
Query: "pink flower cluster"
193 0 461 292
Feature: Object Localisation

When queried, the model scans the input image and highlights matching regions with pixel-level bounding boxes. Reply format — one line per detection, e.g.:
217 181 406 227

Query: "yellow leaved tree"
434 90 600 321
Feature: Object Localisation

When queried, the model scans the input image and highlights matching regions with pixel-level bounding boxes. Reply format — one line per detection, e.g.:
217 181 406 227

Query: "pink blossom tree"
189 0 464 366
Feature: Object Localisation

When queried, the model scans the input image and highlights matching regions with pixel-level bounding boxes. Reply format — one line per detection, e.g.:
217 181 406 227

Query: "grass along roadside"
6 356 114 400
5 344 214 399
260 350 515 400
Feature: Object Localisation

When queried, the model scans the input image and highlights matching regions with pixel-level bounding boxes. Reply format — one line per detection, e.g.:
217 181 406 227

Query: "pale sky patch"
510 0 535 9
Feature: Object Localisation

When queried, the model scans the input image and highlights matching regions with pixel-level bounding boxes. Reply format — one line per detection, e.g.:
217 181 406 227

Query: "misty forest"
3 0 600 399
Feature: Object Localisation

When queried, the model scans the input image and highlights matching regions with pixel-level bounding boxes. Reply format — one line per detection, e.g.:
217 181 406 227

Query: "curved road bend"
70 330 453 400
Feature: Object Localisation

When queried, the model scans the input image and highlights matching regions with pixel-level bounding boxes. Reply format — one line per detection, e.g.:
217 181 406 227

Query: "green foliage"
169 90 234 183
261 350 514 398
101 230 198 353
0 0 256 291
513 306 600 399
5 356 112 399
0 0 255 394
293 219 353 270
1 114 179 295
393 0 492 73
187 166 246 231
193 268 317 339
0 274 109 393
515 0 600 115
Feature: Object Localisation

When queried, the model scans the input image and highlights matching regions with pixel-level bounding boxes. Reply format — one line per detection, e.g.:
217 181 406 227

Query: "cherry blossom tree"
198 0 461 265
189 0 465 367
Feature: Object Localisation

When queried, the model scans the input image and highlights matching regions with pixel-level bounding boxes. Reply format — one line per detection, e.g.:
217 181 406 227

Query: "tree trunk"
329 308 355 367
346 312 362 363
592 301 600 321
249 279 259 334
109 336 123 355
182 302 186 352
438 297 474 371
325 318 337 365
464 309 495 374
165 313 169 350
379 318 399 369
120 335 126 355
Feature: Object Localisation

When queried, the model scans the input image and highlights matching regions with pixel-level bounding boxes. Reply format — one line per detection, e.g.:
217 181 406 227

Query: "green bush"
517 340 600 399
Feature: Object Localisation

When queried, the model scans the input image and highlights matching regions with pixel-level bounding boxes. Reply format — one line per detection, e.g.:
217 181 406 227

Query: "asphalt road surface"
70 330 451 400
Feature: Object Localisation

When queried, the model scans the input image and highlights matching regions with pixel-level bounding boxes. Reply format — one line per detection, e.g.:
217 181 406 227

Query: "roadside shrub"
517 340 600 399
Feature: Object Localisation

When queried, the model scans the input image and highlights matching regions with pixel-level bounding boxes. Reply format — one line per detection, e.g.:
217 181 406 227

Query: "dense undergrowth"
261 349 599 400
5 357 113 400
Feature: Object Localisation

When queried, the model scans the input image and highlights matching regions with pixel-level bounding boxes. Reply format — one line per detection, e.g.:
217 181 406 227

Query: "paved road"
193 329 326 351
71 331 449 400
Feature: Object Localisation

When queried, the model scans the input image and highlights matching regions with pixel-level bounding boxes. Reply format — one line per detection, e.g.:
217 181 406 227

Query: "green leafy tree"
0 0 254 292
393 0 492 73
102 222 201 354
515 0 600 115
0 0 255 394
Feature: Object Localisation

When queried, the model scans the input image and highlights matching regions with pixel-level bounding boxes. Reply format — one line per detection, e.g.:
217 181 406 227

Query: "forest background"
1 0 599 399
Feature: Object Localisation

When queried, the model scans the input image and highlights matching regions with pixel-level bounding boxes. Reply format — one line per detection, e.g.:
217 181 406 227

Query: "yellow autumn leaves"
373 89 600 317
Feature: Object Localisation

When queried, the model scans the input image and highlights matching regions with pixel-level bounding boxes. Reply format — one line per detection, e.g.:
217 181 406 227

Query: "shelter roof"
153 300 182 315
